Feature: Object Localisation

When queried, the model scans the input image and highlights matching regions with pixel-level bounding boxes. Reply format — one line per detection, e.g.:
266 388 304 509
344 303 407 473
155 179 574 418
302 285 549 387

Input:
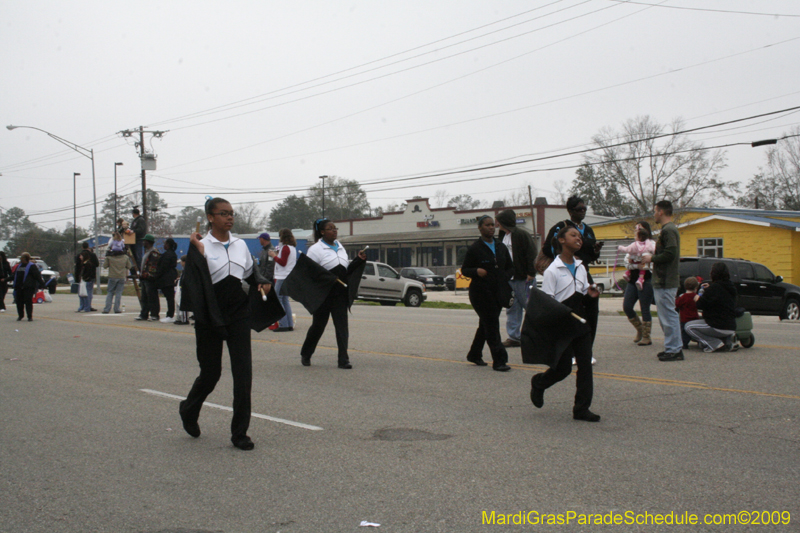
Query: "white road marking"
140 388 323 431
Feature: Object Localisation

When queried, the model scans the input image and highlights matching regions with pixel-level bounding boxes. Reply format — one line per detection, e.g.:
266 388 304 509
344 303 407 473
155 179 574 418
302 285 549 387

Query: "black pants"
181 320 252 441
532 332 593 414
139 279 160 319
301 293 349 364
468 295 508 367
16 287 34 319
0 282 8 310
161 286 175 318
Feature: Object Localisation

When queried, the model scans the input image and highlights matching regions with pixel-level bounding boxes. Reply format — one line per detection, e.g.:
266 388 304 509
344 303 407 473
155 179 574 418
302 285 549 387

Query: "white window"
697 238 723 258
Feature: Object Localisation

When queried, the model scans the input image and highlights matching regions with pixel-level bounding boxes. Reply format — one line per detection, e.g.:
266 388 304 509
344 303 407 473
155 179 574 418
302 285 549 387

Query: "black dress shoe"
338 362 353 369
232 436 254 450
301 355 311 367
17 317 23 321
658 351 684 362
466 355 488 366
530 385 544 408
179 404 201 438
492 364 511 372
573 410 601 422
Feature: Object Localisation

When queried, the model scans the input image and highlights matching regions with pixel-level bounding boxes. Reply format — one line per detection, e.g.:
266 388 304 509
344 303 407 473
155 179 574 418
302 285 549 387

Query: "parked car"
444 270 471 290
399 267 446 291
679 257 800 320
358 262 427 307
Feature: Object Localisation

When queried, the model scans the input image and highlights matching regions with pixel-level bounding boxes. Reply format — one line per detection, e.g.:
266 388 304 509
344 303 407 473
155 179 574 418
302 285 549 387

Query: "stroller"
734 311 755 349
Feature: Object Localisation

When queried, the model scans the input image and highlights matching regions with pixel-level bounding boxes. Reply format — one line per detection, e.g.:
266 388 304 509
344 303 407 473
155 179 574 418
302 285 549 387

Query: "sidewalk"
425 289 625 315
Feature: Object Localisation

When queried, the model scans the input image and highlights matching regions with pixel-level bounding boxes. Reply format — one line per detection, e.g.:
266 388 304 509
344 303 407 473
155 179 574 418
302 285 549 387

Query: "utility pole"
528 185 536 235
118 126 167 227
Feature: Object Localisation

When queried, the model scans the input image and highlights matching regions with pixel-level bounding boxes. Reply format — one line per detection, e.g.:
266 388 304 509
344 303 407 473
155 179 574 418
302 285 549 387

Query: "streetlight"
7 125 99 281
114 162 124 227
73 172 81 257
319 175 328 218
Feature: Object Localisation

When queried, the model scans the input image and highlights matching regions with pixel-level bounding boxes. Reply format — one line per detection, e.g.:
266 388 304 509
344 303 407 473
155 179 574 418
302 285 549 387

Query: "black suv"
679 257 800 320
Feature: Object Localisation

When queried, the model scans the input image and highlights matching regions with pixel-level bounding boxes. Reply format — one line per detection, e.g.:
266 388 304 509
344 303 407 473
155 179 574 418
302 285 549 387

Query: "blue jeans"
78 280 94 311
275 279 294 328
104 278 125 313
505 279 530 341
623 279 653 322
654 287 682 353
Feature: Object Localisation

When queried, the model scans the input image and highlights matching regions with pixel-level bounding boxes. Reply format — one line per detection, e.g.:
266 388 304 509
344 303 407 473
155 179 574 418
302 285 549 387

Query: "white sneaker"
160 317 175 323
571 357 576 365
591 357 597 365
573 357 597 365
0 309 5 313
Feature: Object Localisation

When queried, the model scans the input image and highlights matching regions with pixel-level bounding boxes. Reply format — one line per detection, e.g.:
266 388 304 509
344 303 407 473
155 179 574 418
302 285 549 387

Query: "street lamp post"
73 172 80 258
319 175 328 218
7 125 100 291
114 162 124 227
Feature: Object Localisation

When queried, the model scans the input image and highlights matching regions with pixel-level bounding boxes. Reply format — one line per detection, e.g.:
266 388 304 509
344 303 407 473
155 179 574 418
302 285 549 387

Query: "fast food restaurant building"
335 197 610 275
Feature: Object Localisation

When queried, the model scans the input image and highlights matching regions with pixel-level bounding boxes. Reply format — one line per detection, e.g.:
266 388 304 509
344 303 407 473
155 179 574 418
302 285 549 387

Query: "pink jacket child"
617 238 656 290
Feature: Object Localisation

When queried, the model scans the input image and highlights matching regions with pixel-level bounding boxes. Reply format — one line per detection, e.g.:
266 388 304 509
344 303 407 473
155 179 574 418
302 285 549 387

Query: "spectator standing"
270 228 298 332
102 250 133 314
135 234 161 321
621 222 656 346
642 200 683 361
13 252 44 322
128 208 147 268
676 277 701 349
157 238 179 323
495 209 538 348
254 232 275 292
0 251 11 313
75 242 99 313
461 215 514 372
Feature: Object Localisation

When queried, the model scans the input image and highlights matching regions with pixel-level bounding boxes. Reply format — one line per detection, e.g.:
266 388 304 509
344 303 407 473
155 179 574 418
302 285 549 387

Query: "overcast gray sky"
2 0 799 231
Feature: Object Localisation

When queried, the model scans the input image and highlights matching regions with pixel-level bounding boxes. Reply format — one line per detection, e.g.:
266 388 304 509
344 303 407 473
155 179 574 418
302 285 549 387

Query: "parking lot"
2 293 798 532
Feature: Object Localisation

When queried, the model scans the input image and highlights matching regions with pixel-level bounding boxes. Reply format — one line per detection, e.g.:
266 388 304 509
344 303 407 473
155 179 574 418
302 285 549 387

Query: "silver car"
358 262 427 307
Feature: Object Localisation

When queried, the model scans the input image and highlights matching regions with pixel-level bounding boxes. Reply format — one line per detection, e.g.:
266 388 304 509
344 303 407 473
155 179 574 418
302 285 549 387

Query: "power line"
609 0 800 18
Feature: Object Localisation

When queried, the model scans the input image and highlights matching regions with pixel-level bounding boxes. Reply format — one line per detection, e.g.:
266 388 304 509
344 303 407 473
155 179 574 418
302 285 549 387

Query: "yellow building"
591 208 800 285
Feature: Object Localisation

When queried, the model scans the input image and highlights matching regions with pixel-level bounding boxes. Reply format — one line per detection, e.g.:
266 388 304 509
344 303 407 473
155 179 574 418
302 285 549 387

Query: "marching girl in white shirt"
300 218 366 369
531 226 601 422
179 197 270 450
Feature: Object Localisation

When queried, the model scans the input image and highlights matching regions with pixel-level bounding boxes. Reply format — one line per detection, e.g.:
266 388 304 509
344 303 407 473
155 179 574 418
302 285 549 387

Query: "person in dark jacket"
495 209 538 348
128 208 147 268
684 262 739 353
156 238 179 323
13 253 44 321
0 251 11 313
461 215 514 371
135 234 161 321
75 242 99 313
254 232 275 290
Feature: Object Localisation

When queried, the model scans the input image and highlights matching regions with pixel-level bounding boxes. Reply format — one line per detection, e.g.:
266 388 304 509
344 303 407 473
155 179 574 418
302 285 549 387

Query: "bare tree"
551 179 570 205
233 202 269 234
432 189 449 208
574 116 730 216
503 183 536 207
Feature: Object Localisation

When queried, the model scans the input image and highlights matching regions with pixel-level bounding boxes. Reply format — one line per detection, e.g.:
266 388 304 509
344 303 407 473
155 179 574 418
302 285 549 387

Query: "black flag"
248 282 286 332
520 287 589 368
279 253 340 315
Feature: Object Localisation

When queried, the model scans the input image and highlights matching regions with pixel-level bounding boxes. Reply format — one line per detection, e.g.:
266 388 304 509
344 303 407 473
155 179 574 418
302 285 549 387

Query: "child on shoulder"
676 277 701 349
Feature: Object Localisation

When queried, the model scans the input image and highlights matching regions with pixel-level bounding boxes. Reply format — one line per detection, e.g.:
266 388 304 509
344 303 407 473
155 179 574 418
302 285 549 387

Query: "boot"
638 321 652 346
628 316 643 343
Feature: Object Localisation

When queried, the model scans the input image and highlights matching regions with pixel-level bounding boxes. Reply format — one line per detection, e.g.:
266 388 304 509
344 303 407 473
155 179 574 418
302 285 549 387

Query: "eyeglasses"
212 210 235 217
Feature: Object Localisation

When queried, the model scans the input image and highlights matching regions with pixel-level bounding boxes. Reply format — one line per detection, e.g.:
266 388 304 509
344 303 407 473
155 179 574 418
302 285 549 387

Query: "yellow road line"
35 315 800 401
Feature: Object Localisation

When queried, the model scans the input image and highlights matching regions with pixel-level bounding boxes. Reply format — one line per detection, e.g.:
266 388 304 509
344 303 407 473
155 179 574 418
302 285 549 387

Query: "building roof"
677 213 800 231
593 206 800 227
338 229 481 246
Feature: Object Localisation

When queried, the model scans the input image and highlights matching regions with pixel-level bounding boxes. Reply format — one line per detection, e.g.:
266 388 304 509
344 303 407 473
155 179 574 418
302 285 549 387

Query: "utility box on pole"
140 153 157 171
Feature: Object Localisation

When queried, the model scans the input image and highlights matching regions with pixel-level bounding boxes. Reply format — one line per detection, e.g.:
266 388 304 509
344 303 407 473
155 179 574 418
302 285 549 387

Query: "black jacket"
13 263 44 291
154 249 178 289
696 280 737 331
130 215 147 242
543 220 600 264
75 251 99 282
498 226 538 280
461 238 514 308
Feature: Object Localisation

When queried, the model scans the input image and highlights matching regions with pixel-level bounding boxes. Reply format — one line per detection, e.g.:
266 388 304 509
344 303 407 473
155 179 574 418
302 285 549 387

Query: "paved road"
2 294 798 532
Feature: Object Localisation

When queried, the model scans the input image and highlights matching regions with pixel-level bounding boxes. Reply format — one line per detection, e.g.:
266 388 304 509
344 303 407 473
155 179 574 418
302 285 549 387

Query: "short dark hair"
132 208 140 215
476 215 492 227
566 196 584 211
164 238 177 251
655 200 673 216
684 276 700 291
82 242 90 249
710 262 730 282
